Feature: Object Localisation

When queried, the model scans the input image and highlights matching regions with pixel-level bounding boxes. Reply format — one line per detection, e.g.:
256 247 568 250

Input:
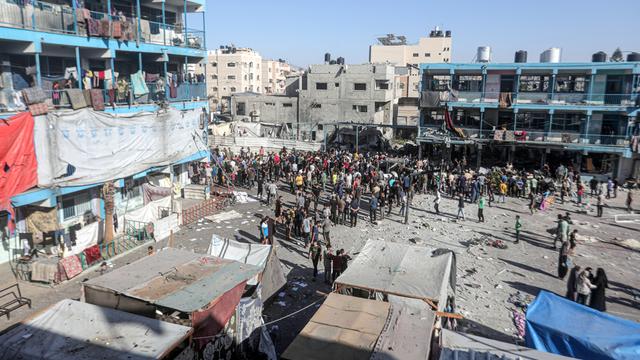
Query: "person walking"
322 216 332 246
434 190 441 214
323 245 333 284
332 249 343 282
350 195 360 227
308 240 322 281
456 194 465 220
302 214 311 247
589 268 608 311
514 215 522 243
565 265 581 301
369 194 378 223
626 191 633 213
477 195 485 222
576 268 597 305
557 240 572 279
499 181 507 203
267 181 277 205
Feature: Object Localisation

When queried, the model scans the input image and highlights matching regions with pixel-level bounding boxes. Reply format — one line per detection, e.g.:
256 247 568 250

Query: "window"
375 80 389 90
316 82 328 90
425 53 431 57
227 62 236 67
317 124 324 130
282 103 293 107
61 192 92 220
398 82 405 89
236 102 246 115
250 73 254 80
335 82 340 87
249 62 253 68
556 75 589 93
453 75 483 92
443 47 450 51
265 102 275 106
211 74 218 80
412 53 419 57
212 87 218 91
230 87 236 92
257 75 260 80
212 62 218 67
515 112 547 130
354 83 367 91
552 113 582 132
352 105 368 112
228 75 236 80
311 103 322 109
519 75 550 92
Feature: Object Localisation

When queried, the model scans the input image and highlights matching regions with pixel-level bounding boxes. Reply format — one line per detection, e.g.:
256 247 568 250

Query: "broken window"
316 82 328 90
282 103 293 107
354 83 367 91
375 80 389 90
352 105 368 112
228 75 236 80
425 53 431 57
519 75 550 92
311 103 322 109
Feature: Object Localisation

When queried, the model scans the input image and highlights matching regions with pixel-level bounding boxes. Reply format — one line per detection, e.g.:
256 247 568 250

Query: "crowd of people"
206 145 628 310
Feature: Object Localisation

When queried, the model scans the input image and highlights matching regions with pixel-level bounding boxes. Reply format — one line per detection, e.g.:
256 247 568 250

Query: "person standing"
256 177 264 200
378 190 386 220
267 181 277 206
337 196 346 225
369 194 378 223
350 195 360 227
565 265 581 301
332 249 343 282
499 181 507 203
308 240 322 281
322 216 332 246
557 240 572 279
514 215 522 243
626 191 633 213
596 194 604 217
260 217 269 244
302 213 312 247
576 268 597 305
275 196 283 222
434 190 441 214
477 195 485 222
589 268 608 312
456 194 465 220
323 245 333 284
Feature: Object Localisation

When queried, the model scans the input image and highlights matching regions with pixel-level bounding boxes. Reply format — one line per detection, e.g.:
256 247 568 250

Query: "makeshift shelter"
438 329 574 360
208 236 286 300
334 240 455 311
282 293 435 360
83 248 261 355
525 291 640 360
0 299 192 360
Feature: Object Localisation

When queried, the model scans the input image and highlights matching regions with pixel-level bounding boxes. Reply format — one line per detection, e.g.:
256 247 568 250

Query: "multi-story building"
206 46 262 110
418 59 640 180
0 0 209 264
369 29 452 132
298 63 395 141
262 59 297 95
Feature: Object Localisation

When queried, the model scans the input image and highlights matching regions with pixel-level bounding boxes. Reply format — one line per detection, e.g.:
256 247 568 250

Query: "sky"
196 0 639 67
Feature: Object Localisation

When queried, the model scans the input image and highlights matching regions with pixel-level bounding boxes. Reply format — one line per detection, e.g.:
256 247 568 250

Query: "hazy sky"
198 0 639 67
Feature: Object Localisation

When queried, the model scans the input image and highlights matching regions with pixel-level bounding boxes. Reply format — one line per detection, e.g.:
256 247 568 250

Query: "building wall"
206 48 263 106
231 94 298 125
262 59 294 95
370 35 452 66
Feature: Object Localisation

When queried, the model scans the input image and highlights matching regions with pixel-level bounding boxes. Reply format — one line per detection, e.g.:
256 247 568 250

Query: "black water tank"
329 60 337 65
514 50 528 63
324 53 331 63
592 51 607 62
628 52 640 62
430 30 436 37
445 30 452 37
337 57 345 65
436 30 444 37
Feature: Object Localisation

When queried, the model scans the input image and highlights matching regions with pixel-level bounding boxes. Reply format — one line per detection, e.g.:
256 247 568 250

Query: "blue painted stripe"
420 62 640 71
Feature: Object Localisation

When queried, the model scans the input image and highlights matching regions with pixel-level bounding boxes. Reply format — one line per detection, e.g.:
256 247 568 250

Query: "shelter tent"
525 291 640 360
282 293 434 360
82 248 261 355
0 299 192 360
333 240 455 311
438 329 575 360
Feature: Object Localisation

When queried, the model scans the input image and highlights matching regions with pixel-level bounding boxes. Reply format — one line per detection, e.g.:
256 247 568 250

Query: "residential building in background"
262 59 300 95
418 59 640 180
207 46 262 110
298 63 395 141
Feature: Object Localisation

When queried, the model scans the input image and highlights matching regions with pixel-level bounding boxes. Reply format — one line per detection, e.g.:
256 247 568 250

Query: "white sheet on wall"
68 221 100 256
34 108 206 187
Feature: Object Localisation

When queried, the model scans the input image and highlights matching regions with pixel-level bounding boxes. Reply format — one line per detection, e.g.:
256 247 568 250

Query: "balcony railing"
431 90 639 107
0 0 204 50
418 126 630 147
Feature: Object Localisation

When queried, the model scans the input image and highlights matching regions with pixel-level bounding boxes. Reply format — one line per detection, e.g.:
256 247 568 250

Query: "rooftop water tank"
445 30 452 37
324 53 331 64
329 60 337 65
628 52 640 62
514 50 528 63
540 48 562 63
337 57 345 65
436 30 444 37
592 51 607 62
477 46 491 63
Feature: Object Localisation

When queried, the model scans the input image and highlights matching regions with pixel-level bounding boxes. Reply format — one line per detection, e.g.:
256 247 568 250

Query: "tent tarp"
334 240 454 309
34 108 206 187
1 112 37 218
525 291 640 360
439 329 574 360
0 299 192 360
282 293 434 360
209 236 286 300
83 248 260 313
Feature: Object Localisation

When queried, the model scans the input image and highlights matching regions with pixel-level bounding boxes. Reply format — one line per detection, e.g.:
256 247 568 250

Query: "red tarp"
192 281 247 350
0 112 38 223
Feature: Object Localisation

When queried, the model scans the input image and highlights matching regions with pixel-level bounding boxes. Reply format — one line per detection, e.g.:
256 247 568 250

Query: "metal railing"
0 1 204 49
418 126 630 146
430 90 639 107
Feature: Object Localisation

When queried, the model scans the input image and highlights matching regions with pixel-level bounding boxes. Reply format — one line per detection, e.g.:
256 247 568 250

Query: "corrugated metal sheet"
83 248 261 313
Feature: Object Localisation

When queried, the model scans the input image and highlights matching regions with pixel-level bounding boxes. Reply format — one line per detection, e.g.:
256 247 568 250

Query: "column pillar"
584 110 592 144
183 0 188 45
31 0 36 30
72 0 78 34
136 0 141 45
479 108 485 138
514 68 521 102
549 69 558 102
34 52 41 86
75 47 82 89
480 67 487 102
588 70 596 102
162 0 166 45
185 56 189 99
546 109 555 140
513 108 518 131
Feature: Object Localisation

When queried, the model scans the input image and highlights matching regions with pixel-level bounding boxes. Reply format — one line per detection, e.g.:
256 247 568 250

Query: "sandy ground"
1 183 639 356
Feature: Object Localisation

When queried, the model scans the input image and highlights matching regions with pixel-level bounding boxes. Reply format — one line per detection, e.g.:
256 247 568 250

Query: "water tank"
429 30 436 37
514 50 528 63
329 60 337 65
592 51 607 62
540 48 562 63
436 30 444 37
337 57 345 65
445 30 452 37
324 53 331 64
628 52 640 62
477 46 491 63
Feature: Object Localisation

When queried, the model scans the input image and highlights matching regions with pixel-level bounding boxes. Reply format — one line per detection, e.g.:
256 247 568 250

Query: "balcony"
445 91 639 108
0 0 204 50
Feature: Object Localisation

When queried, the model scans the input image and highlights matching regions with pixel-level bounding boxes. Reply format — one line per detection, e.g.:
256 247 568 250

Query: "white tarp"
67 221 100 256
34 108 206 187
334 240 454 309
154 213 179 241
209 236 271 269
0 299 192 360
122 196 172 226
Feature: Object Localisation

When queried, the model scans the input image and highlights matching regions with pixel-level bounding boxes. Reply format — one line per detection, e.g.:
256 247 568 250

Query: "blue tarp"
525 290 640 360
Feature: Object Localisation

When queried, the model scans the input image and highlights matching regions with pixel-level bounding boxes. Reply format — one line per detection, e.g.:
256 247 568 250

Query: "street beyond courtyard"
1 177 638 355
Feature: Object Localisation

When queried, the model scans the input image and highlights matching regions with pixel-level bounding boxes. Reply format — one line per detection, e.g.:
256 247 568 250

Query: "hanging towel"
66 88 88 109
112 20 122 38
89 89 105 110
88 18 100 36
499 92 513 108
130 70 149 96
64 67 78 80
100 19 110 37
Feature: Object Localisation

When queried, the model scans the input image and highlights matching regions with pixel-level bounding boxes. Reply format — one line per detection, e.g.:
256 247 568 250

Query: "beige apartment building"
369 28 452 132
262 59 299 95
206 46 263 109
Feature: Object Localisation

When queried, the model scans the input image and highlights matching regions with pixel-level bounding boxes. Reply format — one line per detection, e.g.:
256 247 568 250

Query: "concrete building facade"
262 59 298 95
206 46 262 109
298 63 395 141
230 92 298 127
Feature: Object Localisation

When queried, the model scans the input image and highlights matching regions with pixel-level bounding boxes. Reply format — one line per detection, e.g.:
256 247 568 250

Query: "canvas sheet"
154 213 179 241
334 240 453 308
0 299 192 360
34 108 206 187
122 196 172 226
142 183 172 204
0 112 37 217
370 305 434 360
67 221 100 256
236 292 264 344
23 205 59 233
525 291 640 360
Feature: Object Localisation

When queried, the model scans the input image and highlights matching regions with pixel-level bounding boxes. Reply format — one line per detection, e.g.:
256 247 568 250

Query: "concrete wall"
370 35 452 66
207 48 263 105
231 94 297 125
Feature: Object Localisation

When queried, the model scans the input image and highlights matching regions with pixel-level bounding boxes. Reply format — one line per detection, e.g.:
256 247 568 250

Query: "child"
515 215 522 243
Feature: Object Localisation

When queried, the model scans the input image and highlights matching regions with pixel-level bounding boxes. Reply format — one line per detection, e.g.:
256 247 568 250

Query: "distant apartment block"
262 59 299 95
206 46 262 109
